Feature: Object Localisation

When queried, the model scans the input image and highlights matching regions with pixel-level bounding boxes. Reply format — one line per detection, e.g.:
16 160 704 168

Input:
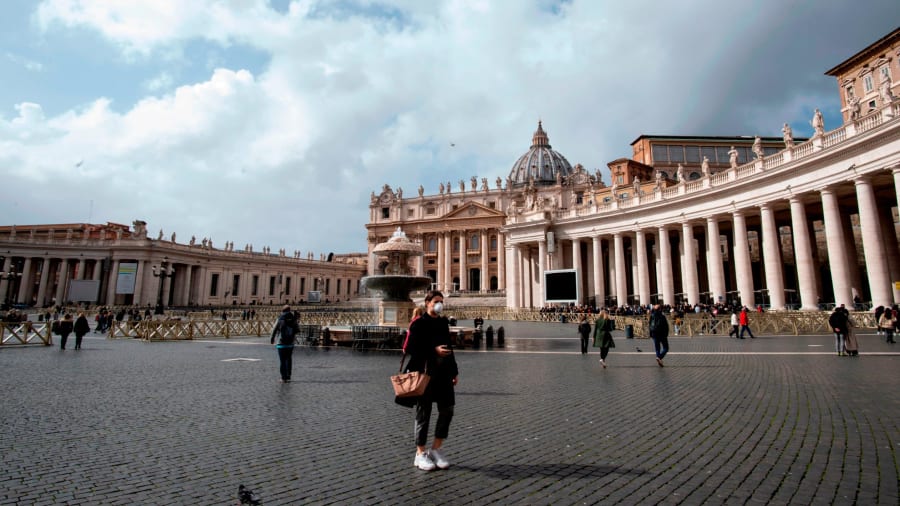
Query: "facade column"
35 259 52 307
571 238 582 304
480 229 489 292
0 257 11 301
879 206 900 303
840 210 864 301
55 259 70 304
789 197 819 310
760 203 785 309
459 231 467 291
521 247 531 308
732 211 755 307
443 232 452 292
76 259 86 280
92 260 102 281
635 230 650 305
435 234 443 289
592 236 605 307
855 177 893 306
505 246 516 308
614 233 627 306
821 189 852 307
17 258 33 304
497 232 506 291
658 227 674 305
706 218 726 304
106 260 120 305
133 260 145 306
681 223 699 305
538 239 548 306
161 267 174 306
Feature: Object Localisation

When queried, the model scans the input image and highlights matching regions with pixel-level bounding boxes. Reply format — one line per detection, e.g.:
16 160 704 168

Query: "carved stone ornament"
132 220 148 239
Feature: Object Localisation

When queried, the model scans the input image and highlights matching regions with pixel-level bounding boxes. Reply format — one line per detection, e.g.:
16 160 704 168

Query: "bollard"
625 324 634 339
485 325 494 347
497 326 505 347
472 328 482 348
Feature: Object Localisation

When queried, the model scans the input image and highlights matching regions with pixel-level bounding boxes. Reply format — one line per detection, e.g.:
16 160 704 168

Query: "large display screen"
544 269 579 303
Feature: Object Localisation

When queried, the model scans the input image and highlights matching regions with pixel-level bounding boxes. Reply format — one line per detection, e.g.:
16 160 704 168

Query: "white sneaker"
599 359 607 369
414 452 436 471
429 449 450 469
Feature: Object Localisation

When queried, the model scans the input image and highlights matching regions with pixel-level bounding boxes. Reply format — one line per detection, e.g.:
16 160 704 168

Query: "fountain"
362 228 433 326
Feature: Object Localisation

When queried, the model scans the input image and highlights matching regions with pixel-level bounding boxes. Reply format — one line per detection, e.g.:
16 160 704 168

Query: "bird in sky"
75 160 83 168
450 143 456 147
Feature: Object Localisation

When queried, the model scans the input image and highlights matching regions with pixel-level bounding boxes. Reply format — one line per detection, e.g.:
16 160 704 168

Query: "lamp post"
152 257 173 315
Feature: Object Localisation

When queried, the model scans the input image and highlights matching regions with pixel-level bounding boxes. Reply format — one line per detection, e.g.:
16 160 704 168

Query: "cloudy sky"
1 1 897 255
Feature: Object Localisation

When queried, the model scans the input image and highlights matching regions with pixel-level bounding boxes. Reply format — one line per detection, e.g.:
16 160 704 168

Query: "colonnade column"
571 238 582 304
706 218 726 304
92 260 101 281
35 259 52 307
681 223 699 305
879 207 900 302
505 246 516 308
820 189 852 307
17 258 33 303
497 233 506 291
0 257 11 299
613 233 627 306
732 211 754 307
55 260 70 304
76 259 86 280
181 266 193 306
759 204 785 309
592 236 605 306
635 230 650 305
789 197 819 310
855 177 893 305
133 260 145 305
658 227 674 305
106 260 120 305
480 230 489 292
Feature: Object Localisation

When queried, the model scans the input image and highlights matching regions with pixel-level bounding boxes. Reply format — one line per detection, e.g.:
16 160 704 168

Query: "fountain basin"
361 275 432 302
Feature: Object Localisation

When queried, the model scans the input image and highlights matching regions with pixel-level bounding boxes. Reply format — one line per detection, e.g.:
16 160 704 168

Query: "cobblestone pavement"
1 321 898 505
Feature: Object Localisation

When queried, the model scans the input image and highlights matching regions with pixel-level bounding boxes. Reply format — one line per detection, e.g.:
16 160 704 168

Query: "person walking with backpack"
271 305 300 383
648 304 670 367
73 311 91 350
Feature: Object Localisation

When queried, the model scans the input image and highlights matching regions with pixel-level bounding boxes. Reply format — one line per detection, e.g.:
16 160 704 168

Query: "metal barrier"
0 322 52 346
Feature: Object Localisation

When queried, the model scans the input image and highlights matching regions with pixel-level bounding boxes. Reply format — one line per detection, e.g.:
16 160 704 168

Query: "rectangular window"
880 66 890 81
285 277 291 295
269 276 276 296
701 146 716 164
668 145 684 162
325 279 330 295
737 147 751 164
763 147 779 157
863 74 874 93
715 146 732 164
684 146 700 163
210 273 219 297
426 206 435 215
651 144 668 162
346 279 351 295
336 278 341 295
575 192 584 204
452 205 458 210
251 275 259 296
381 207 390 219
232 274 240 297
616 175 624 184
488 201 495 209
407 208 414 217
300 278 306 295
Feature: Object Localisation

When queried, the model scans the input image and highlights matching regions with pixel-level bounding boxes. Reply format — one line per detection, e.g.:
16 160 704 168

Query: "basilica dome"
508 121 573 187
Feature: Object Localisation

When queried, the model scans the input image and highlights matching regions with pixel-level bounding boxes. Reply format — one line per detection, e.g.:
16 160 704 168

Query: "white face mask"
432 302 444 314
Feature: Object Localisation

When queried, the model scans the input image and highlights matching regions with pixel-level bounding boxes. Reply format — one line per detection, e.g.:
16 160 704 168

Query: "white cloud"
6 52 45 71
7 0 898 255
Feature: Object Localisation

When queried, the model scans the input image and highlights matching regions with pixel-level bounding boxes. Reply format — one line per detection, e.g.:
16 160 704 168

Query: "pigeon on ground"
635 347 642 352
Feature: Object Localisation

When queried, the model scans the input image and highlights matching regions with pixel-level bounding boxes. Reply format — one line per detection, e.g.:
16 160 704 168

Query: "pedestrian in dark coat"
58 314 74 350
592 310 615 368
73 312 90 350
648 304 670 367
577 316 591 355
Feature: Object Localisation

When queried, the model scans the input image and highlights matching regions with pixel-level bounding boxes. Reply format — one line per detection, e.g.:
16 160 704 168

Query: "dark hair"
424 290 444 303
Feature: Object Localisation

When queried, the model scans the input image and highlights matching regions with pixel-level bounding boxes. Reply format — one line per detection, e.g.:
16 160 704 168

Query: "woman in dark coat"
404 290 458 472
577 316 591 354
592 310 615 368
58 314 74 350
74 312 91 350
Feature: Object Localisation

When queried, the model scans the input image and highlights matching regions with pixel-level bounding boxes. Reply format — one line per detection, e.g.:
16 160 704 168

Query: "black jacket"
405 313 458 380
828 311 849 333
74 316 91 336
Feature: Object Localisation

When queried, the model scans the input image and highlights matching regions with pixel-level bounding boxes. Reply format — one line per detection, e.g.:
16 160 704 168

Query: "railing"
792 140 814 159
856 110 882 134
0 322 52 346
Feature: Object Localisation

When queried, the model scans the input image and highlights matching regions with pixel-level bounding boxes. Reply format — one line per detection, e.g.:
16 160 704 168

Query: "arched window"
469 234 479 250
490 235 498 251
427 238 437 252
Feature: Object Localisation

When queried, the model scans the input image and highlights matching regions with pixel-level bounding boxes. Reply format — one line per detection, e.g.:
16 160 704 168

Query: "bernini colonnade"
505 105 900 310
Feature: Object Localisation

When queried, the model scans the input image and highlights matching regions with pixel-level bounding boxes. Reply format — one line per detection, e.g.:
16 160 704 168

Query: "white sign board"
116 262 138 294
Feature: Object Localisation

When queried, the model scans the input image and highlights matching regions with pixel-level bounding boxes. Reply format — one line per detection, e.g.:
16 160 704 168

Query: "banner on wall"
115 262 138 294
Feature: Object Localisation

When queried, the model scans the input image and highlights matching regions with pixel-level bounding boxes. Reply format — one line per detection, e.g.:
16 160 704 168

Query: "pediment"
443 202 506 219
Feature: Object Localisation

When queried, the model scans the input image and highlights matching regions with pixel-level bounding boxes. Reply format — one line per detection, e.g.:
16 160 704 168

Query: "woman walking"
592 310 615 368
404 290 458 471
73 312 90 350
57 314 74 350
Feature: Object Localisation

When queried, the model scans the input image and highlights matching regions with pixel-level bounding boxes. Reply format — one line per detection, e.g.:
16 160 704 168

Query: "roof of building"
630 134 806 145
825 27 900 77
508 121 573 187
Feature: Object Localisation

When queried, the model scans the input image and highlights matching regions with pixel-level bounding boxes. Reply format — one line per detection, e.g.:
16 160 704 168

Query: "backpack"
279 313 297 345
52 321 60 335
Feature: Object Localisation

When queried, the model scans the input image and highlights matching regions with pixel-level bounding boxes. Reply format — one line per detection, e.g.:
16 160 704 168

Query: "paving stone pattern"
1 321 898 505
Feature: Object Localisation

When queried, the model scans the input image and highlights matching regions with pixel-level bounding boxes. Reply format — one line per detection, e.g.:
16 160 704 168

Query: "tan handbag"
391 353 429 397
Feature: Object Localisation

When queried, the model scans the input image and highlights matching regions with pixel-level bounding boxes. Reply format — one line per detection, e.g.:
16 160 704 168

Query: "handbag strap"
397 351 428 374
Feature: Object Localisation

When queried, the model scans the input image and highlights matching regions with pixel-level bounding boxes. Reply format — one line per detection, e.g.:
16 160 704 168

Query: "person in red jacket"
739 307 755 339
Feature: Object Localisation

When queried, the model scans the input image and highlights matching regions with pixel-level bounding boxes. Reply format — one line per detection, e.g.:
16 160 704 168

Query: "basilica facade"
368 28 900 311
